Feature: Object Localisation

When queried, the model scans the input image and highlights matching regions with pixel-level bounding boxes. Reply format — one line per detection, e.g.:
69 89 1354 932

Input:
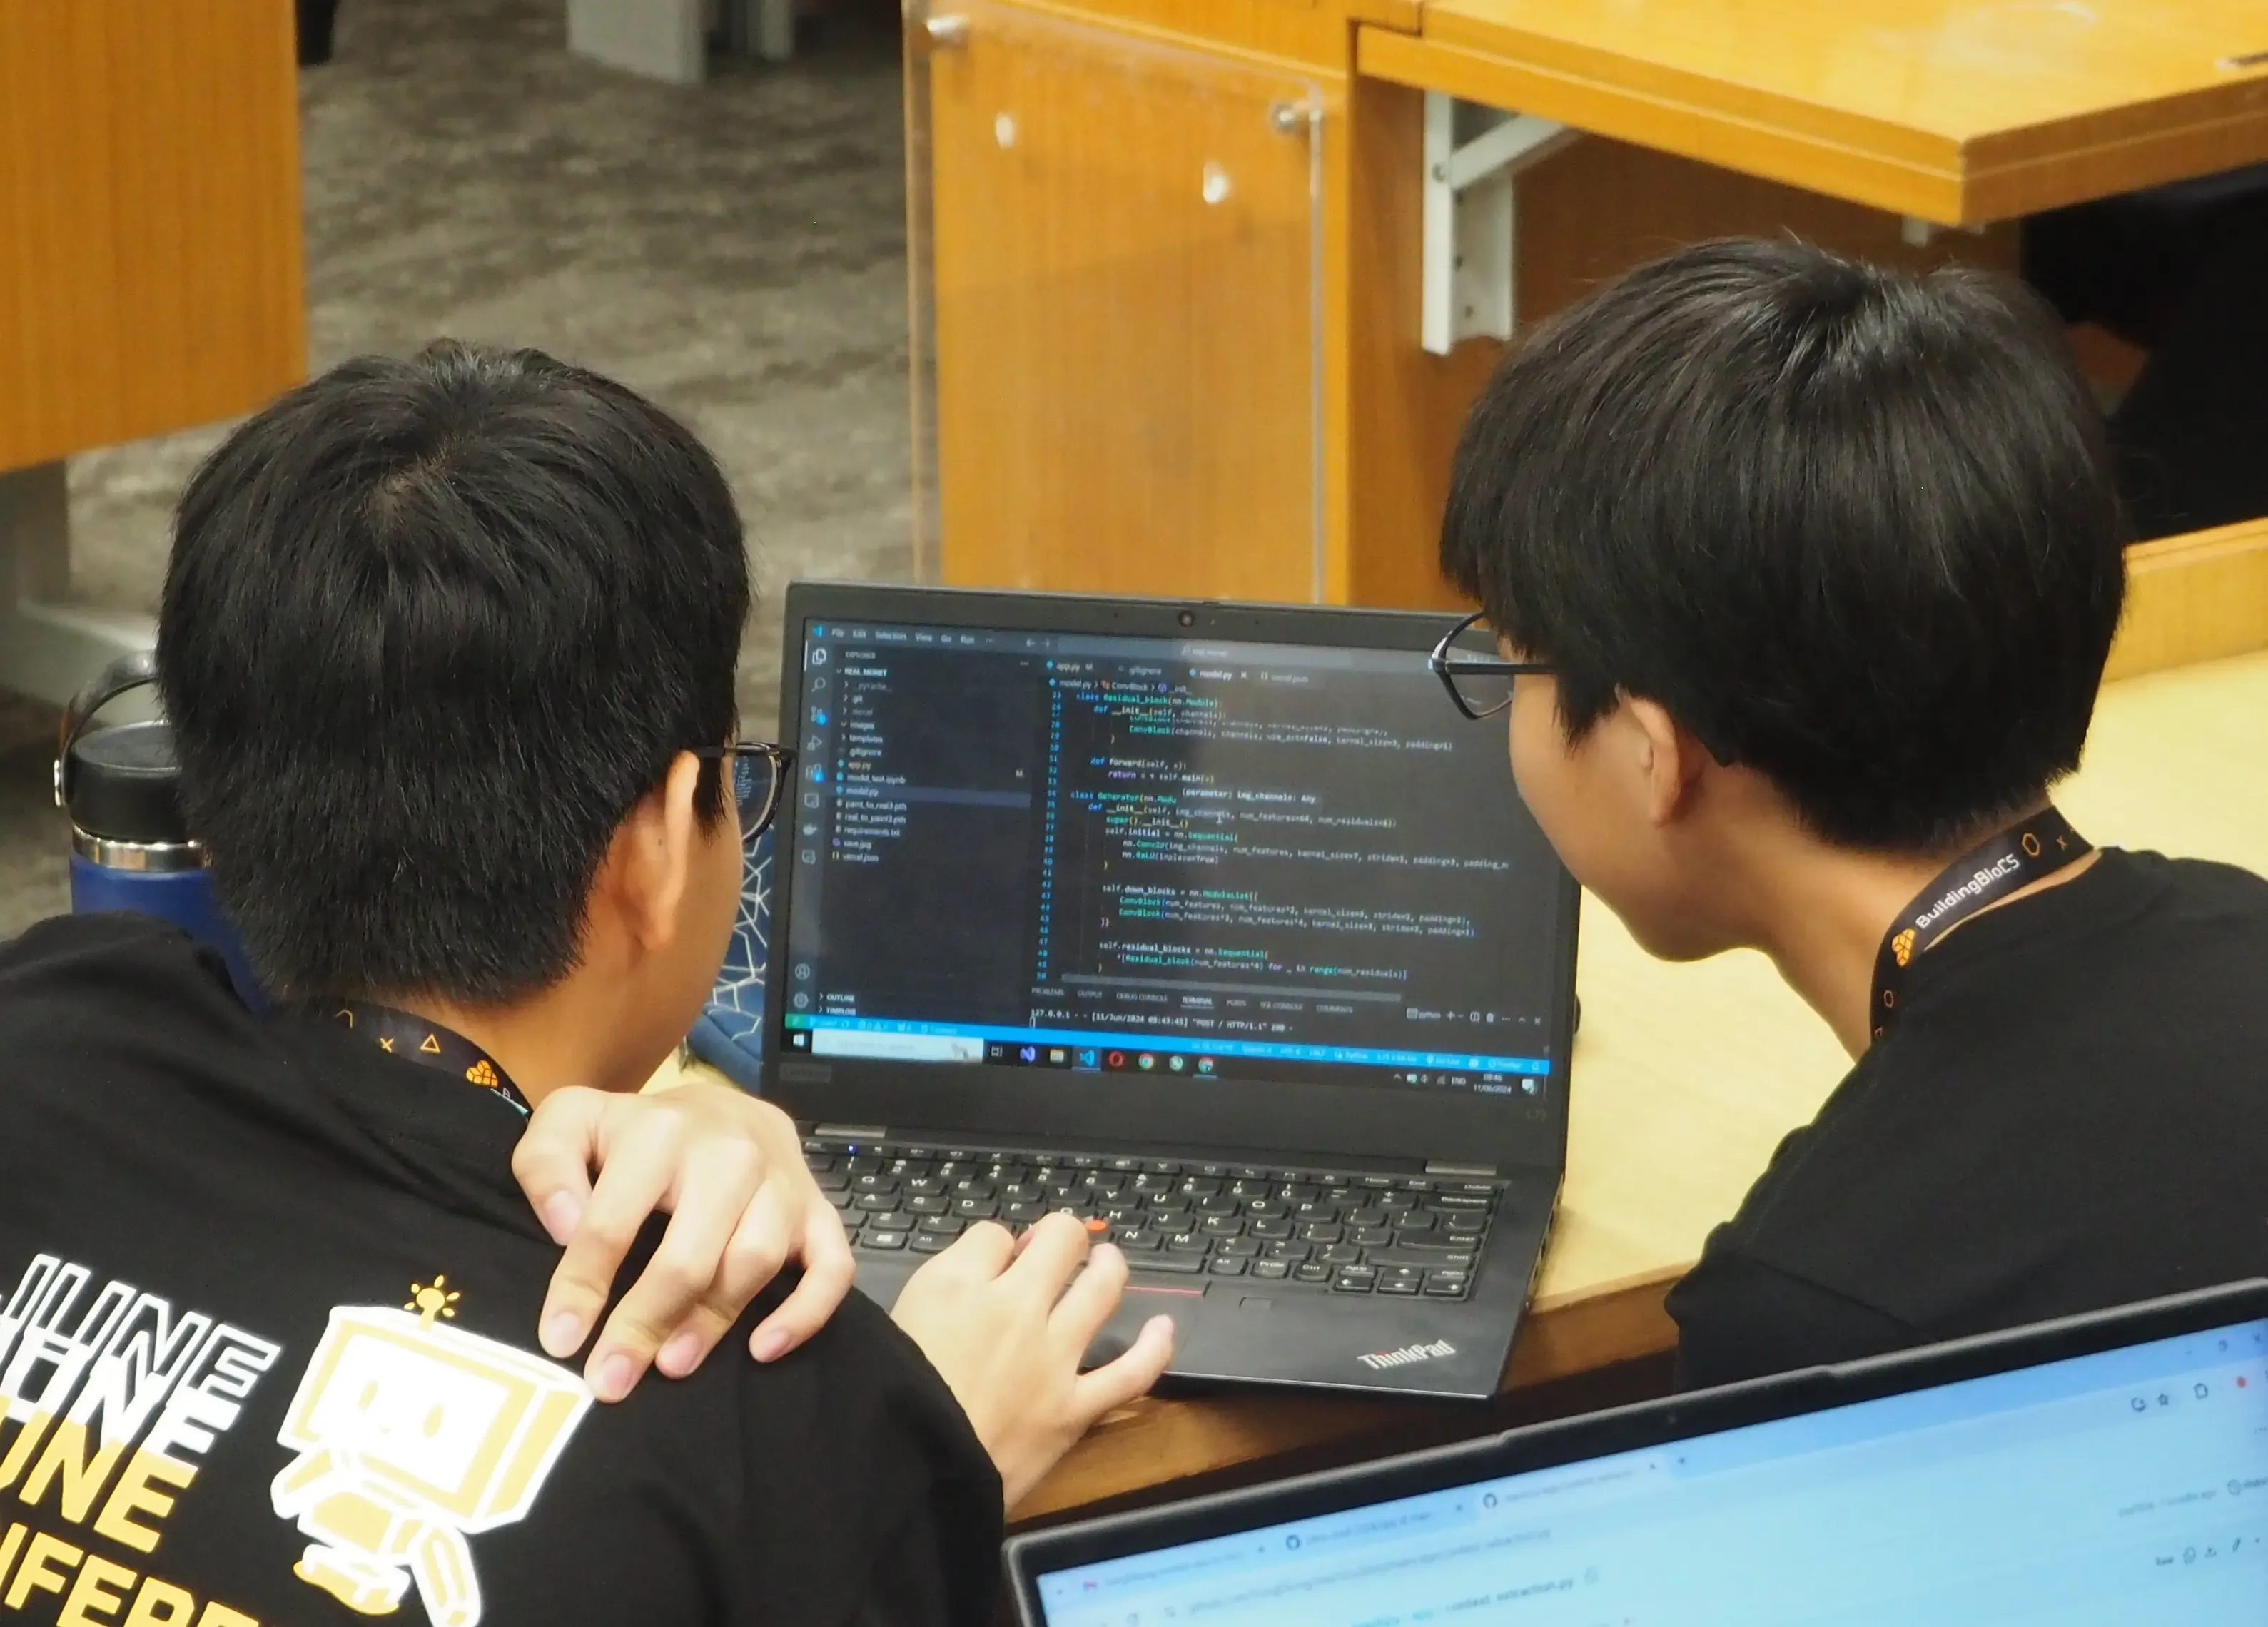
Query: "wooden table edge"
2106 515 2268 682
1356 26 1967 223
1966 98 2268 218
1360 20 2268 224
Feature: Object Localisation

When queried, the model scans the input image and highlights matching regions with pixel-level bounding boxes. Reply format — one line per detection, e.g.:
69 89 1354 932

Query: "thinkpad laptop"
1008 1280 2268 1625
750 583 1579 1399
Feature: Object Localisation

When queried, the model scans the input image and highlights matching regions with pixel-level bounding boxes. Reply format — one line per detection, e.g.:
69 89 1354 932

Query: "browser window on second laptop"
1032 1317 2268 1626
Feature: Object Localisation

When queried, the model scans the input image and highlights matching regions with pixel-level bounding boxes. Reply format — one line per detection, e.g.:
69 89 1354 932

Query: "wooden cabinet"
0 0 305 473
904 1 2031 617
908 0 2265 634
0 0 305 704
910 0 1328 602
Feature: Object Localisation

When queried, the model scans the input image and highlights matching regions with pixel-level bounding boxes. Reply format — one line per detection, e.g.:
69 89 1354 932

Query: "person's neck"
374 985 639 1106
1738 802 2096 1059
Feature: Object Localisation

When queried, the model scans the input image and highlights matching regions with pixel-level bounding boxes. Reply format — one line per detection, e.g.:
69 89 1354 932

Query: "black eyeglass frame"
1428 611 1552 720
689 741 796 843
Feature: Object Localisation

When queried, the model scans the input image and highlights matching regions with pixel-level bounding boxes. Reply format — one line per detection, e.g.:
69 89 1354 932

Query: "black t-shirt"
1668 849 2268 1391
0 913 1001 1627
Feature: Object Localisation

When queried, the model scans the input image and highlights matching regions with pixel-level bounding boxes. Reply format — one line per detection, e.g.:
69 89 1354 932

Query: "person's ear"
595 751 707 955
1624 697 1708 828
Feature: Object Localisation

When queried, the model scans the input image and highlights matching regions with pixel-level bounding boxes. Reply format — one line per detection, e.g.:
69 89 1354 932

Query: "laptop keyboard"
803 1139 1499 1299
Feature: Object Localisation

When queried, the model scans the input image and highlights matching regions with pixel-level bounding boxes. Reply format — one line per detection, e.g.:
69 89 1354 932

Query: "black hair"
1441 237 2127 853
158 341 748 1002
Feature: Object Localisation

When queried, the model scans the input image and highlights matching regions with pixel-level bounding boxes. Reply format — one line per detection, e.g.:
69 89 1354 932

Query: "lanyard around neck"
1870 807 2091 1042
326 1000 532 1117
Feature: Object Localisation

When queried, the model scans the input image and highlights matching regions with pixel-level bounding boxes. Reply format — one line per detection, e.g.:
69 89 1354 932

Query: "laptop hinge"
813 1123 888 1142
1424 1159 1498 1177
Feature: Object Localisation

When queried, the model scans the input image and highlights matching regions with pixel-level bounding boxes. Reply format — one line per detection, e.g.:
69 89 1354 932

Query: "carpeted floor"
2 0 915 936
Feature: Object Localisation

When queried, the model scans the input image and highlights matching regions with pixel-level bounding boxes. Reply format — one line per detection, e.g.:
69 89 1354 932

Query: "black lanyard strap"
326 1000 532 1116
1870 806 2091 1041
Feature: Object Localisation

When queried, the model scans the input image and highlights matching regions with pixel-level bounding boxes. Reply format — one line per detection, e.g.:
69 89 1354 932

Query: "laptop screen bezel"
759 582 1579 1175
1002 1279 2268 1624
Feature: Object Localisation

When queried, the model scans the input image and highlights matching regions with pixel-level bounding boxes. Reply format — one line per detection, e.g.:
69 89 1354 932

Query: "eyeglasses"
1429 611 1551 720
689 742 796 843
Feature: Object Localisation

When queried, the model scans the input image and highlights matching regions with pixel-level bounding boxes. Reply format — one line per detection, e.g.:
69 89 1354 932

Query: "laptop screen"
776 615 1570 1103
1030 1315 2268 1625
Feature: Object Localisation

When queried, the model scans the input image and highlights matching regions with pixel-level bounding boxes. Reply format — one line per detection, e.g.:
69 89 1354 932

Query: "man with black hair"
0 342 1169 1623
1435 238 2268 1392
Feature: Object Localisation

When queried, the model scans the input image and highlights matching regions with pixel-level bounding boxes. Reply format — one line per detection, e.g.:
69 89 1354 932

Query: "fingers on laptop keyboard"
806 1142 1499 1299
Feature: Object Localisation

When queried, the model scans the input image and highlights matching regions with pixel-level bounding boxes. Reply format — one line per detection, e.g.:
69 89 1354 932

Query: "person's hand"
890 1213 1175 1508
510 1082 854 1401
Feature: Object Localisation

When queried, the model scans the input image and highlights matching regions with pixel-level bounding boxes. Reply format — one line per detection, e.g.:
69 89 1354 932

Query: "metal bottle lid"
55 651 206 869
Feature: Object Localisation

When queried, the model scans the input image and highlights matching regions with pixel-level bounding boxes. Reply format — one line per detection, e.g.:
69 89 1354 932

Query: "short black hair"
159 341 748 1002
1442 237 2127 853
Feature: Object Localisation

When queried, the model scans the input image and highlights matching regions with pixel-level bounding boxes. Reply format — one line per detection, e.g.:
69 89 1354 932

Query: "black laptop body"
760 584 1581 1399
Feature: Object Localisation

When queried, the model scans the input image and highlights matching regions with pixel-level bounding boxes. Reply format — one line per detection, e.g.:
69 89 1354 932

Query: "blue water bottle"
55 652 262 1005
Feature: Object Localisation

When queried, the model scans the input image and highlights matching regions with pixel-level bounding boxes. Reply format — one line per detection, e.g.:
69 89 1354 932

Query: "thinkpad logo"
1359 1338 1456 1372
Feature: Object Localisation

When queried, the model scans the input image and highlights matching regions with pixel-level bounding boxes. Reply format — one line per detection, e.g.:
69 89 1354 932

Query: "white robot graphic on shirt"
270 1277 592 1626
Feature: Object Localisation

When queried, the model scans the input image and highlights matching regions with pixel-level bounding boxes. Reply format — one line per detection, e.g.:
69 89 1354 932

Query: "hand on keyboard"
891 1212 1175 1510
810 1142 1496 1302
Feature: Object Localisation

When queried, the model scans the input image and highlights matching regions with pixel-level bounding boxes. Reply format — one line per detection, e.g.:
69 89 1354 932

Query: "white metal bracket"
1900 216 1990 248
1422 92 1581 355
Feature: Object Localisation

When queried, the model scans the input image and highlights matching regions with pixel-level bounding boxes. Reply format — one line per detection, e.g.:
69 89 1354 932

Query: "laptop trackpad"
1084 1279 1224 1368
1084 1280 1281 1369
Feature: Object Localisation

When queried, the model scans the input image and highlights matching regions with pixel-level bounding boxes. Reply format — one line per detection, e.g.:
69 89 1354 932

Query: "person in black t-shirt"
1435 238 2268 1392
0 343 1171 1625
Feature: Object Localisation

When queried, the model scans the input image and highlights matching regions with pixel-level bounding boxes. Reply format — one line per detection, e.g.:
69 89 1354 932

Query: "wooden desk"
1014 638 2268 1520
1363 0 2268 223
0 0 305 704
909 0 2268 612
